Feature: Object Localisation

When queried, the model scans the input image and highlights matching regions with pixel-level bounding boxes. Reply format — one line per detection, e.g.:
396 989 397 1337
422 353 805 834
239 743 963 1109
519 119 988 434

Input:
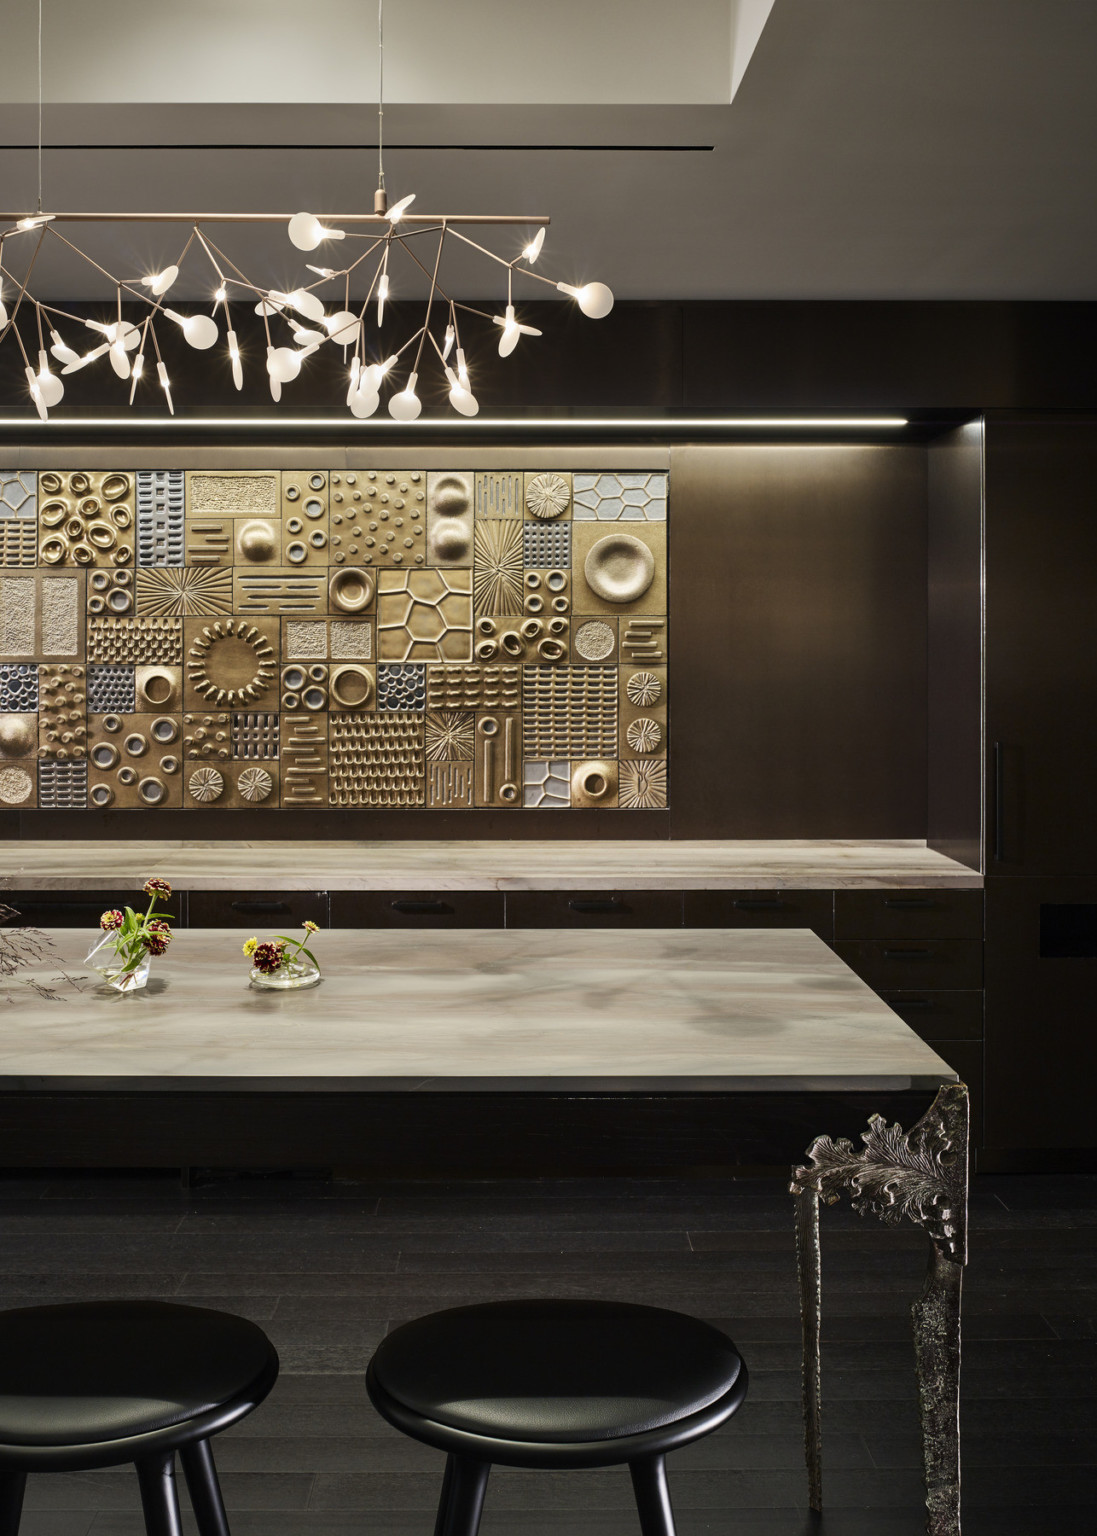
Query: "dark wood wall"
669 444 928 838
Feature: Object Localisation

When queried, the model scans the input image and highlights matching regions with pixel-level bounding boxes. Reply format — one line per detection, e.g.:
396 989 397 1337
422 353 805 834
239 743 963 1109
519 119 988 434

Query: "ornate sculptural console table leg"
790 1082 969 1536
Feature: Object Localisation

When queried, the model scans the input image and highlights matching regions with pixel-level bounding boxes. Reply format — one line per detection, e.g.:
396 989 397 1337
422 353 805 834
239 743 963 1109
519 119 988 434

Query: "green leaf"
298 945 319 968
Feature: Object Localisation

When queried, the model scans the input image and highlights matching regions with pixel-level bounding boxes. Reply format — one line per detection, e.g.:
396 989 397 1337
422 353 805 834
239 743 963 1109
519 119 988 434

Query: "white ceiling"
1 0 1096 301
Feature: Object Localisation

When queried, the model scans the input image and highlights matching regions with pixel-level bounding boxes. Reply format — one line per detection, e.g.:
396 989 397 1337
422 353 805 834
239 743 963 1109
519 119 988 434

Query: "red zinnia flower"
143 877 172 899
251 941 285 975
100 909 124 931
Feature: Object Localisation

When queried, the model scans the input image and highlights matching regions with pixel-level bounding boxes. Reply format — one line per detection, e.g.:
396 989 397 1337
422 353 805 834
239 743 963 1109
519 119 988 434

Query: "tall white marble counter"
0 838 981 892
0 927 957 1092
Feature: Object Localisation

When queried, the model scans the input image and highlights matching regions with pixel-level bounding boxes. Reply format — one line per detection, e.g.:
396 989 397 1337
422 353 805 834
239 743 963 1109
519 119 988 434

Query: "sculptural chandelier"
0 0 613 421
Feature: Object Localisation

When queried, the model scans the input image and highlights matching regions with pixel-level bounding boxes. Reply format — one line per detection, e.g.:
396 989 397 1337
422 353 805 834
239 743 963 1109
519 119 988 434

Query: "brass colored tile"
619 757 668 809
37 664 87 760
523 471 572 522
328 711 424 806
36 471 135 567
522 759 570 809
86 567 135 617
280 713 329 807
186 471 279 517
0 712 39 758
522 568 570 622
570 758 619 809
182 712 232 761
572 616 618 664
620 615 668 665
183 617 280 710
427 472 474 567
472 614 568 665
425 664 520 713
232 567 327 615
184 474 281 566
619 663 667 760
135 665 182 713
328 566 375 615
281 471 330 567
280 663 330 712
473 520 525 617
37 758 86 808
0 522 38 566
88 615 182 666
87 665 135 714
135 470 184 566
87 712 182 809
0 664 39 711
571 521 666 618
424 710 476 762
329 470 426 567
0 758 36 807
328 663 376 712
136 567 233 618
0 570 85 661
474 471 523 518
233 711 279 759
182 759 279 809
377 569 473 662
522 665 618 759
428 760 474 808
474 710 521 807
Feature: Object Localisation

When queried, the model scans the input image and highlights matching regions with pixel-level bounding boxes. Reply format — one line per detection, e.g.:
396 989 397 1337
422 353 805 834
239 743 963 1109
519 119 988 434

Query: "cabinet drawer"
331 891 504 928
879 990 984 1041
2 889 185 928
683 889 832 937
832 939 983 992
835 889 983 940
188 890 329 927
506 890 683 928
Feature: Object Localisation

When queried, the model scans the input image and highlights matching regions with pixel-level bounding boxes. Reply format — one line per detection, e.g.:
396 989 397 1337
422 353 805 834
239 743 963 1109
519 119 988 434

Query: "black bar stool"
366 1299 748 1536
0 1300 279 1536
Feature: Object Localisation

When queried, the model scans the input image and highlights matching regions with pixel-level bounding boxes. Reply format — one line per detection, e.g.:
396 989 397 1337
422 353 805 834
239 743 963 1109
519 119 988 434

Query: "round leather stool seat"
0 1301 278 1536
367 1300 748 1536
0 1301 277 1454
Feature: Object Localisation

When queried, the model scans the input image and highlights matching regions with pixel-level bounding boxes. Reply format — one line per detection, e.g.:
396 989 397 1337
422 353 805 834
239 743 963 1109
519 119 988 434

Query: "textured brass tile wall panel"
136 566 233 617
8 463 668 812
281 713 328 806
88 615 181 666
88 712 182 808
474 710 521 807
37 472 134 568
184 618 279 709
37 664 87 759
281 471 330 567
377 569 473 662
1 571 84 660
329 470 426 567
329 711 424 806
425 664 520 713
475 472 523 518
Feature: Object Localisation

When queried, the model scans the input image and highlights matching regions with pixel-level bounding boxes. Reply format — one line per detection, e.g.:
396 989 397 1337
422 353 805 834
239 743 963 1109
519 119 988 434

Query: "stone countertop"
0 927 958 1092
0 839 982 892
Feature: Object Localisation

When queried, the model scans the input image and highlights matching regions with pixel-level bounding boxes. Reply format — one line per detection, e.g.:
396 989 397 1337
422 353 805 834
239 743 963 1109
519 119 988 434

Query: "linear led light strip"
0 415 910 430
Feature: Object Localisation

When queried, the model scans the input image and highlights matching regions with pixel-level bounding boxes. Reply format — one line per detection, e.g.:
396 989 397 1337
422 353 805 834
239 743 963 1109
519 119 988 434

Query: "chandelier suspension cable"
376 0 386 197
36 0 43 215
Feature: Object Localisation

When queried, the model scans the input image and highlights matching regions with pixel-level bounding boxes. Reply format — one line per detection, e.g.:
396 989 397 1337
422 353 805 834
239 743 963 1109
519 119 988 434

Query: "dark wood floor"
0 1169 1092 1536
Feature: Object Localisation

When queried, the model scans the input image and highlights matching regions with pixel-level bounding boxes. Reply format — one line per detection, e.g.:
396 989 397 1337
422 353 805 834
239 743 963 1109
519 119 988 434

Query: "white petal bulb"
441 324 455 362
0 300 8 329
346 355 361 407
62 342 110 375
557 280 614 319
444 367 478 417
141 265 179 297
288 212 346 251
35 353 64 408
388 371 422 421
377 274 389 326
292 326 326 346
289 288 325 323
267 345 302 384
386 192 416 224
227 330 243 391
350 384 381 419
325 310 360 346
497 305 520 358
49 329 80 366
522 228 546 263
25 367 48 420
164 309 218 350
109 343 132 380
269 376 282 402
157 361 174 416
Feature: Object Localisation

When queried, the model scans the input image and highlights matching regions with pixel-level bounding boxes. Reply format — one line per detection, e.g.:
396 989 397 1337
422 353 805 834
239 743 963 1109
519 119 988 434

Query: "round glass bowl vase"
249 959 322 991
84 932 151 993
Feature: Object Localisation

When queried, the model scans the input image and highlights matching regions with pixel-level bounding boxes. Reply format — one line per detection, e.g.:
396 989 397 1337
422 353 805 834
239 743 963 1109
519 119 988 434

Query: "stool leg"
437 1455 490 1536
0 1471 26 1536
180 1439 231 1536
629 1455 676 1536
136 1452 184 1536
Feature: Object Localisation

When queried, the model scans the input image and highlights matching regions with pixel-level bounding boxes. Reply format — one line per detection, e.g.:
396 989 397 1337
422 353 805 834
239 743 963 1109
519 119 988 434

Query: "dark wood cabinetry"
506 891 684 928
3 889 186 926
331 891 505 928
683 890 833 937
187 891 329 927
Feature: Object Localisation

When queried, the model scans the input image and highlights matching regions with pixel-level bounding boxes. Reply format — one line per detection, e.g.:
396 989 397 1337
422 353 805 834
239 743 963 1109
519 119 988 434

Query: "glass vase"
85 932 151 993
249 958 322 991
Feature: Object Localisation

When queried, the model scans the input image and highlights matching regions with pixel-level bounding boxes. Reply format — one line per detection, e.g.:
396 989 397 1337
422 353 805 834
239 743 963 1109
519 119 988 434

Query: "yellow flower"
242 936 258 957
303 920 319 934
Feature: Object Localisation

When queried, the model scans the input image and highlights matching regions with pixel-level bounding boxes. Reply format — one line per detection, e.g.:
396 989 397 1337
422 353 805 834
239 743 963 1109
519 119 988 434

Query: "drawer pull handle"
732 899 785 911
390 899 453 915
883 898 937 909
883 948 932 959
569 899 626 914
231 900 291 914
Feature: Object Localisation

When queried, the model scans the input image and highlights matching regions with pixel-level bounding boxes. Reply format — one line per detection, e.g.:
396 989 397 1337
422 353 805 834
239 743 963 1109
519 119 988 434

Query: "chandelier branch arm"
411 224 446 374
0 212 549 227
0 226 47 348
